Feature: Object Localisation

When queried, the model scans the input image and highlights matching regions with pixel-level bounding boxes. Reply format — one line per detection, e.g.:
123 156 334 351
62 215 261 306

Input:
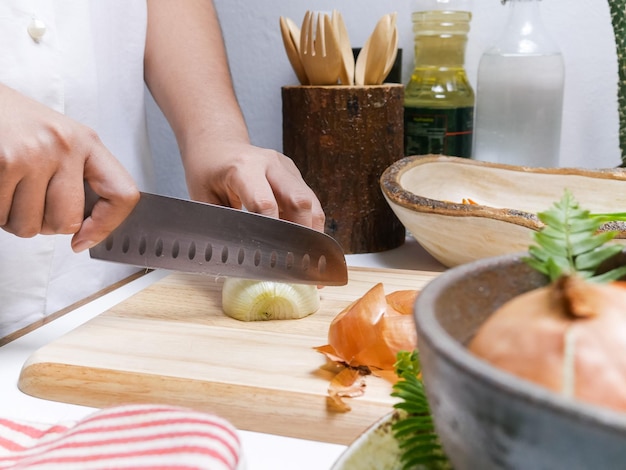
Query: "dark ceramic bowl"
414 252 626 470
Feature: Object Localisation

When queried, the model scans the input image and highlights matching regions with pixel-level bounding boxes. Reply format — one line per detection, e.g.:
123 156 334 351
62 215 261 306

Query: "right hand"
0 84 139 252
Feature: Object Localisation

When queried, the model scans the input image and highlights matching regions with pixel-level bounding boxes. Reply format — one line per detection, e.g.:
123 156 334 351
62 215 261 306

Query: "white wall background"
147 1 621 198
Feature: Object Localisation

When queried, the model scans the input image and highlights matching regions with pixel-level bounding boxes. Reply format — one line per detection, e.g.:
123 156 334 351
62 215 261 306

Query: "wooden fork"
299 11 342 86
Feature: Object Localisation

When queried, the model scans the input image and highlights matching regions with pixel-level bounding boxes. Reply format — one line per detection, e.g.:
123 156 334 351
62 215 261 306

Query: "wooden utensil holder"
282 84 405 254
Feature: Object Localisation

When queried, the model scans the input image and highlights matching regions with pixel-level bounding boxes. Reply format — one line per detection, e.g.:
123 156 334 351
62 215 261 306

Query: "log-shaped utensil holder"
282 84 405 254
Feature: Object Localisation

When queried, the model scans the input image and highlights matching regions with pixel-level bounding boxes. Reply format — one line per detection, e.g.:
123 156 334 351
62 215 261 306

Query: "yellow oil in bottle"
404 9 474 157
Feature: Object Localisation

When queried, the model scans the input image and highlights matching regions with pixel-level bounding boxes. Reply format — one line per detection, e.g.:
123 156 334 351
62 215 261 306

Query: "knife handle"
83 182 99 218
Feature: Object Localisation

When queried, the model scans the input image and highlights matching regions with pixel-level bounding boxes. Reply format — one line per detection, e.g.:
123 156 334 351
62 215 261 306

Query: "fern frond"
522 189 626 282
391 350 452 470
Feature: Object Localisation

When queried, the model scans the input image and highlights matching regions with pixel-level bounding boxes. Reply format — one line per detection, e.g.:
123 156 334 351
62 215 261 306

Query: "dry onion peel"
326 367 368 413
386 289 420 315
315 283 418 412
221 278 320 321
315 283 418 370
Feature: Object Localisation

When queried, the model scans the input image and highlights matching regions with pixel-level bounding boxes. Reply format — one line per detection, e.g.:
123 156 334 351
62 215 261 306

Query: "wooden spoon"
382 13 399 82
354 37 370 86
279 16 309 85
331 10 355 86
364 14 392 85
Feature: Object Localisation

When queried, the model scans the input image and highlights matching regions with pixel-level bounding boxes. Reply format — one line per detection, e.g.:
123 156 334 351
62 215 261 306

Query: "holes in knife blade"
270 251 278 268
188 241 196 260
286 252 294 270
205 244 213 262
301 254 311 271
155 238 164 257
172 240 180 259
138 236 147 256
318 255 327 274
253 250 261 267
221 246 229 263
105 236 114 251
122 235 130 254
237 247 245 265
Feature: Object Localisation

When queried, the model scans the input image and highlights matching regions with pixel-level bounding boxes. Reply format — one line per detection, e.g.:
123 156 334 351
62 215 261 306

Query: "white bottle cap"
414 0 472 12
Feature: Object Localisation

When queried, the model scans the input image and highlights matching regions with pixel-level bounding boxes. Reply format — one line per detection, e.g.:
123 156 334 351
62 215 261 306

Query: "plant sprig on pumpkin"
523 188 626 283
392 189 626 468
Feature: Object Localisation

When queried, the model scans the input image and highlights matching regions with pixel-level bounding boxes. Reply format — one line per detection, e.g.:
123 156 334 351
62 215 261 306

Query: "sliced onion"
221 278 320 321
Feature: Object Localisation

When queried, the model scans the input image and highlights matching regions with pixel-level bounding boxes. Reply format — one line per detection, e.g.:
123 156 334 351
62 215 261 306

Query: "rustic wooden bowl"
415 252 626 470
380 155 626 267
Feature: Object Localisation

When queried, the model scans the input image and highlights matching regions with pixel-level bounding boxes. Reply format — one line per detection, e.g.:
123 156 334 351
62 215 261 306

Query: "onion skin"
316 283 418 371
469 276 626 411
326 283 387 367
386 290 419 315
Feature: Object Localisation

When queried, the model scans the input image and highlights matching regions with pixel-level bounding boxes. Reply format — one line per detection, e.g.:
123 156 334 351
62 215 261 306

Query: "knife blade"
88 192 348 286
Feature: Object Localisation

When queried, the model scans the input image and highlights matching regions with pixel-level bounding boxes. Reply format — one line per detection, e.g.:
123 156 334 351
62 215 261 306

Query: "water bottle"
472 0 564 167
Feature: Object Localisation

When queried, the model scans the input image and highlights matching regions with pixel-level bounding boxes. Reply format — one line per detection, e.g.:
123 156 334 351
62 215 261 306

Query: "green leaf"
575 244 623 271
570 231 618 256
568 216 606 232
391 350 452 470
590 265 626 283
534 231 568 255
524 189 625 281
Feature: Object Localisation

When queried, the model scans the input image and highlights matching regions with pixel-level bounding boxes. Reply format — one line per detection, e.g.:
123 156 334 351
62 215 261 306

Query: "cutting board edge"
18 359 396 445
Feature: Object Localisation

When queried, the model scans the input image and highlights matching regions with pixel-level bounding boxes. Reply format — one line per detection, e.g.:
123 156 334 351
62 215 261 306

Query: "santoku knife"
89 192 348 286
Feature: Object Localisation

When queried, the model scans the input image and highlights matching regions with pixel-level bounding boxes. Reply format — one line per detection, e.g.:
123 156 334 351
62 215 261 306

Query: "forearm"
143 1 325 230
144 0 250 157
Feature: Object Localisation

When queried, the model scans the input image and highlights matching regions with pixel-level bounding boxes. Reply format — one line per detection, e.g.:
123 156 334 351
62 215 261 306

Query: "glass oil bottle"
404 0 475 157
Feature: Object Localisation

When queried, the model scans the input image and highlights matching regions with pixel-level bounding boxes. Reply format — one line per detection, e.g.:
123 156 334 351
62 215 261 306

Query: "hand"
143 1 324 232
0 85 140 251
182 140 325 232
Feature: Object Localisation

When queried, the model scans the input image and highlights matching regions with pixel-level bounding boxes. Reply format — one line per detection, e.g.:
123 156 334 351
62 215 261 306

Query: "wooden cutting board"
18 267 439 445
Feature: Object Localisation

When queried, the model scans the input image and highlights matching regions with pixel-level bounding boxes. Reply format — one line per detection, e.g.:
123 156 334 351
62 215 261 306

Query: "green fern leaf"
391 351 452 470
523 189 626 282
575 244 623 271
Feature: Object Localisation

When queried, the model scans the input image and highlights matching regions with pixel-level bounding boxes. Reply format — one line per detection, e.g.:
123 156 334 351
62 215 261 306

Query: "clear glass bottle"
404 0 475 158
472 0 564 167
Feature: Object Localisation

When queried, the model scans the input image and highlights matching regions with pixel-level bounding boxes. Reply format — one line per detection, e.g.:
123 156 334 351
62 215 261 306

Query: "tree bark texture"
282 85 406 254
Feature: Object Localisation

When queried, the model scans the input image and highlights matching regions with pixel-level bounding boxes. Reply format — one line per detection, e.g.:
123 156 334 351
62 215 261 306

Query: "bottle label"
404 106 474 158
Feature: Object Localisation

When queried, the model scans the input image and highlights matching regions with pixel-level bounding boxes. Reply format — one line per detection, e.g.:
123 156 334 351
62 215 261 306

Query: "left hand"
181 140 325 232
143 0 324 233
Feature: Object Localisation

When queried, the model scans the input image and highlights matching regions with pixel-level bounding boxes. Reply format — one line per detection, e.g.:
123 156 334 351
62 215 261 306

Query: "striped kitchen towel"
0 404 244 469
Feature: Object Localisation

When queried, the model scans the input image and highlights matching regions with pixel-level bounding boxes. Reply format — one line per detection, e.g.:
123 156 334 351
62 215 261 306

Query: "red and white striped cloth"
0 404 244 469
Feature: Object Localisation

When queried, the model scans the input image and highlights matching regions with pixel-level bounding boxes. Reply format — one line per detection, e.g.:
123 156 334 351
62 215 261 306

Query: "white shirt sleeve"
0 0 156 339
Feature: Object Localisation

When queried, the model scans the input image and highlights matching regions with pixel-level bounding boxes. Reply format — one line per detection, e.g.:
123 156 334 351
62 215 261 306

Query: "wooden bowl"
415 252 626 470
380 155 626 267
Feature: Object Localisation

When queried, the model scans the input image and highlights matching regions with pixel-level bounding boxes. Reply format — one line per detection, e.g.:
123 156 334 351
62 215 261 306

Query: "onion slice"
221 278 320 321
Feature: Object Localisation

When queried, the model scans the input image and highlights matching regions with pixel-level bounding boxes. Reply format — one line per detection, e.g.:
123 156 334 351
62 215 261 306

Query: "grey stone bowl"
414 252 626 470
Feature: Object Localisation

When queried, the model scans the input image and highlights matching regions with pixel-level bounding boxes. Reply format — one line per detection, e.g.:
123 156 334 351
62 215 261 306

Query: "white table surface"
0 236 444 470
